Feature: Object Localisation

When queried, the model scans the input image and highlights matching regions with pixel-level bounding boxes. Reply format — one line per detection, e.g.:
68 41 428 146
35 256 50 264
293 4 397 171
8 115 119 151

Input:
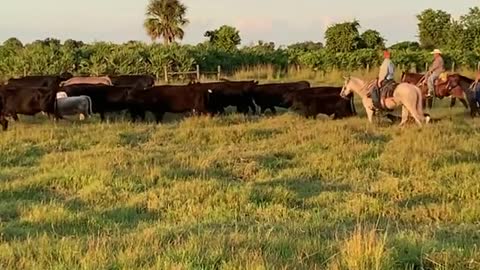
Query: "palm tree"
144 0 189 45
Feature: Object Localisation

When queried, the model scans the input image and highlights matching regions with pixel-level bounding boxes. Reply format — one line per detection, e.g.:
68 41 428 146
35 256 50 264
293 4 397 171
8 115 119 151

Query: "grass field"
1 74 480 269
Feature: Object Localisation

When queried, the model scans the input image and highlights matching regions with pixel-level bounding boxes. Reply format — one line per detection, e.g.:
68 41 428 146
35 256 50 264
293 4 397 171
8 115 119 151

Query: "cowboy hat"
430 49 442 54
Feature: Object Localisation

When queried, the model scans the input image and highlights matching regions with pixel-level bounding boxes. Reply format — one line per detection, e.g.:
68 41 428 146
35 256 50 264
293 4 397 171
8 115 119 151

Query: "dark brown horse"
401 72 468 110
445 74 479 117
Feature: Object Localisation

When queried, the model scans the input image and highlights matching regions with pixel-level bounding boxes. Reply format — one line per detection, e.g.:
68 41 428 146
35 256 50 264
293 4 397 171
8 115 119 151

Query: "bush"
1 38 479 81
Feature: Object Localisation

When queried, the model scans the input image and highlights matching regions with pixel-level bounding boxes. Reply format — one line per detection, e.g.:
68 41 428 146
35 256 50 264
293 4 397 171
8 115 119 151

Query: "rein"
417 75 426 87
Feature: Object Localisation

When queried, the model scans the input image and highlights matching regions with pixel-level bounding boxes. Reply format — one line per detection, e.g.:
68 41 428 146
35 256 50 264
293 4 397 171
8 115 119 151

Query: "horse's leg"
365 107 374 123
450 97 456 109
459 98 469 109
399 106 409 126
427 98 433 109
403 102 423 127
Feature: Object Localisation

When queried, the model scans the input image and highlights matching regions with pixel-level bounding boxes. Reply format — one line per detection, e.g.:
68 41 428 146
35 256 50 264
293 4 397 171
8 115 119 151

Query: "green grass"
1 77 480 269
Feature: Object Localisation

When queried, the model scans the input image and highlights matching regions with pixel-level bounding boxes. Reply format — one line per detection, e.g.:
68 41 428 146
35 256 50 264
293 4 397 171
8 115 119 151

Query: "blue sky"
0 0 477 46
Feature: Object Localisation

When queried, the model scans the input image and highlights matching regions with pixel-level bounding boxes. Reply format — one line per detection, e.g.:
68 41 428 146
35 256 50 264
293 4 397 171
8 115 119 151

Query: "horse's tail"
414 85 427 122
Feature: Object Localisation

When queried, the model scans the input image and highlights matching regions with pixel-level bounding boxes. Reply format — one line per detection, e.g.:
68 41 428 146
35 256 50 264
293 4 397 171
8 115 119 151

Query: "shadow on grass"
430 150 480 169
0 184 160 240
251 178 351 203
0 204 160 240
0 145 45 168
160 161 236 182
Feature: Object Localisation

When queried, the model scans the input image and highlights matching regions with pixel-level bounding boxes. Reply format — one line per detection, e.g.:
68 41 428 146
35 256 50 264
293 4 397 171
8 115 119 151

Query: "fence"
163 65 222 83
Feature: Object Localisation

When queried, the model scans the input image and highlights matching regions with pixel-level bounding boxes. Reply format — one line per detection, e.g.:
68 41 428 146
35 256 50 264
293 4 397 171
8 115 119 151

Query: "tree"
360 29 385 49
204 25 241 51
3 37 23 49
287 41 323 52
460 7 480 51
417 9 452 49
389 41 420 51
325 20 363 53
64 39 85 49
144 0 189 44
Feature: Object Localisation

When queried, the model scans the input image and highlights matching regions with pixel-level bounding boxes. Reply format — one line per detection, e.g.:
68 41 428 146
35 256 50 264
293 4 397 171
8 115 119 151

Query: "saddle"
371 80 398 111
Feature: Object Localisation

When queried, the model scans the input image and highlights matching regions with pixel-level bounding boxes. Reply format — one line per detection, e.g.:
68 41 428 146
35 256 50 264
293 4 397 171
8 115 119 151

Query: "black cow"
284 88 355 119
62 84 132 121
191 80 258 114
252 81 310 114
109 75 156 89
127 84 211 123
0 85 60 130
7 72 73 88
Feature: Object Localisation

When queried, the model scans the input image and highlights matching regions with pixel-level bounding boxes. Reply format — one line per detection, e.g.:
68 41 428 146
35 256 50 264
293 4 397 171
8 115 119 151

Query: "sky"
0 0 478 46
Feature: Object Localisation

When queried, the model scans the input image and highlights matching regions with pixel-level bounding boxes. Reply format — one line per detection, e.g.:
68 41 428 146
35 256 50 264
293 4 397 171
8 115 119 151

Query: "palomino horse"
401 72 468 110
60 76 113 87
340 76 427 127
445 74 479 117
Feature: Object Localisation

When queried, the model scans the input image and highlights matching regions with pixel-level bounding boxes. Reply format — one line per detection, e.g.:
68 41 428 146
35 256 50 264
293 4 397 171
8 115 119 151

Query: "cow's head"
59 72 73 81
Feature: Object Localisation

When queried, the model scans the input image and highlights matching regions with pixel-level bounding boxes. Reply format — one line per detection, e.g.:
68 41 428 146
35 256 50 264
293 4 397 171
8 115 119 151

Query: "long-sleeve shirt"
378 58 395 82
429 56 445 74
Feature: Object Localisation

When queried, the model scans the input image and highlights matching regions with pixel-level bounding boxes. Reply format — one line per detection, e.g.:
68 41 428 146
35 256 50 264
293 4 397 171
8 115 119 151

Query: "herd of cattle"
0 73 356 131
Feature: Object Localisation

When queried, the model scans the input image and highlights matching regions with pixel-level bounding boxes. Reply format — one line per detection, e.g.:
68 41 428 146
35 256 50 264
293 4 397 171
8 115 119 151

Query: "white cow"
56 92 93 120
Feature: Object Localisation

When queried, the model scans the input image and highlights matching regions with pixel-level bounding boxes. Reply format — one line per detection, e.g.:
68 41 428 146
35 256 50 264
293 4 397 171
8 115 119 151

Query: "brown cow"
60 76 113 87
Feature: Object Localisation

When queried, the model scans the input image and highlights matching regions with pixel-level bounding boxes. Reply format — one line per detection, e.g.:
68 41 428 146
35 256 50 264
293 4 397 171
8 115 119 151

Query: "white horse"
340 76 429 127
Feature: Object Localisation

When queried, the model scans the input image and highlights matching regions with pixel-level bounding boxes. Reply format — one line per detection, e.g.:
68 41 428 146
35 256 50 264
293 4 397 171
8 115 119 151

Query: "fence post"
477 62 480 72
425 63 428 72
217 65 221 81
164 66 168 83
451 61 455 72
366 64 370 74
196 65 200 81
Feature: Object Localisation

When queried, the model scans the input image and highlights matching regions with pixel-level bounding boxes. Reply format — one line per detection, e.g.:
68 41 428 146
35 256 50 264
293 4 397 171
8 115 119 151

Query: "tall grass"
329 225 391 270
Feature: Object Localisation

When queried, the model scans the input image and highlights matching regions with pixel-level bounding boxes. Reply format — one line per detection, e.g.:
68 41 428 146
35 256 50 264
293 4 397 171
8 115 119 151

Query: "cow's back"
7 76 61 88
110 75 155 89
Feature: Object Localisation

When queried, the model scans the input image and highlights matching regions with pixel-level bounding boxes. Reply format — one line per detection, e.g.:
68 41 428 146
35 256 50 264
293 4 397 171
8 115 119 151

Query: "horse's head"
340 75 352 98
445 74 460 92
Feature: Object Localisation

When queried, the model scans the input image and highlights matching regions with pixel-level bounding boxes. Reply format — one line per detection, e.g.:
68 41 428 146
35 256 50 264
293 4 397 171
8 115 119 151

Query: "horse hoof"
425 115 431 124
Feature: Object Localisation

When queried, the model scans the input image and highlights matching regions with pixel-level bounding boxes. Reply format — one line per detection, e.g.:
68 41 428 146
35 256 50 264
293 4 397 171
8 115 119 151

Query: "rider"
426 49 445 97
371 49 395 108
378 49 395 87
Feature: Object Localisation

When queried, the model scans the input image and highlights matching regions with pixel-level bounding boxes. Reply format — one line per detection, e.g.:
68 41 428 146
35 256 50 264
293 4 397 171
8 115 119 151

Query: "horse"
401 72 468 110
445 74 479 117
340 76 427 127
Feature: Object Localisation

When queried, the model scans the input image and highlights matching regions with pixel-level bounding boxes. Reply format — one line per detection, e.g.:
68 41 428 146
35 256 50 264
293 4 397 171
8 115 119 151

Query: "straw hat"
430 49 442 54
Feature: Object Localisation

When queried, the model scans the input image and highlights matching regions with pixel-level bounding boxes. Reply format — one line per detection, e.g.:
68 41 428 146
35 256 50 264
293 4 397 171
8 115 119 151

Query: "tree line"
0 0 479 81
